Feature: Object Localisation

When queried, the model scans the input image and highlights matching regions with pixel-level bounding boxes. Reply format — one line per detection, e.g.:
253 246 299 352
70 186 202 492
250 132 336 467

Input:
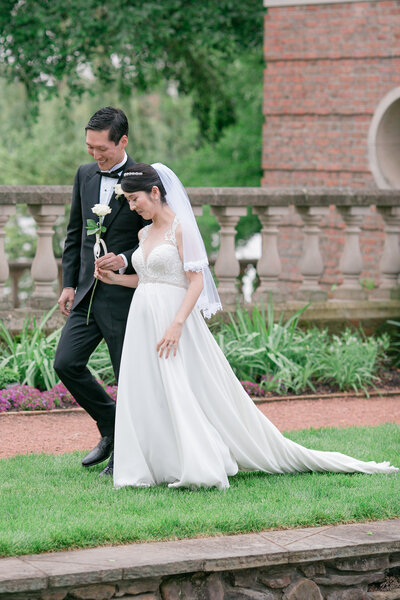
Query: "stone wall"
262 0 400 188
3 551 399 599
2 521 399 600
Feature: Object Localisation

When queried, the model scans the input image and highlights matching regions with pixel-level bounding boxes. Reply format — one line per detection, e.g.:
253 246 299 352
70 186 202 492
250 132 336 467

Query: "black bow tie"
96 170 122 178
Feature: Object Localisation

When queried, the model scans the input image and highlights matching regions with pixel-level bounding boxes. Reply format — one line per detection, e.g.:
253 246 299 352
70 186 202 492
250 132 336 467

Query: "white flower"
114 183 124 198
91 204 112 217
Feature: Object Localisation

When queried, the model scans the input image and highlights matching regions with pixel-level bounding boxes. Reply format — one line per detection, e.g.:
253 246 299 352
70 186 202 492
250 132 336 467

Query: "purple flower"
105 385 117 402
0 385 42 410
97 380 118 402
19 395 56 411
0 396 11 412
41 383 78 408
240 380 266 397
0 380 117 412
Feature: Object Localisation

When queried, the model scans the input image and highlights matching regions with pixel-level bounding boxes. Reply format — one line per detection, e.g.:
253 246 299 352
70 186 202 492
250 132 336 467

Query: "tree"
0 0 264 141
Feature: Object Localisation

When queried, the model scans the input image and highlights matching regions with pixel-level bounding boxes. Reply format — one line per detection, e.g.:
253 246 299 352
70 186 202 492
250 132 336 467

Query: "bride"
96 163 398 489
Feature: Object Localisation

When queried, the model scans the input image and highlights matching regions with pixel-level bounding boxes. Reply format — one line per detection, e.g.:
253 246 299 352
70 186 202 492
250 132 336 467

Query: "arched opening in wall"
368 87 400 189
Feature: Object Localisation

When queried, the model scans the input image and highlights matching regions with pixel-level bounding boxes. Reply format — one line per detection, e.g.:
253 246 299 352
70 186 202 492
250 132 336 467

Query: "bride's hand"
95 266 117 285
157 322 183 358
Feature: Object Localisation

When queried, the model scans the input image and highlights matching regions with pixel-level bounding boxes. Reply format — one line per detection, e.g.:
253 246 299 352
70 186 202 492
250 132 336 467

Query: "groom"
54 106 145 476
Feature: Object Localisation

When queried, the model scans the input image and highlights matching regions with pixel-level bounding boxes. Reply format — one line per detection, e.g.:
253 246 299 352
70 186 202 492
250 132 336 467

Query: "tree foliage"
1 50 263 262
0 0 264 140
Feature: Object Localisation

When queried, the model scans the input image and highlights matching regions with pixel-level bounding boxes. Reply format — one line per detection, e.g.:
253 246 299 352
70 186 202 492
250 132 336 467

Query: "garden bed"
247 367 400 401
1 370 400 413
2 302 400 412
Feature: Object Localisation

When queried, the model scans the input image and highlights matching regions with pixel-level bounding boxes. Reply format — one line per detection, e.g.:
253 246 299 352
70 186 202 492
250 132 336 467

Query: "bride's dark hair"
121 163 167 202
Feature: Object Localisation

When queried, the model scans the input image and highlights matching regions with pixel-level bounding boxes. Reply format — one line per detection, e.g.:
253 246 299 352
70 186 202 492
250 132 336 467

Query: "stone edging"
1 519 399 599
253 388 400 404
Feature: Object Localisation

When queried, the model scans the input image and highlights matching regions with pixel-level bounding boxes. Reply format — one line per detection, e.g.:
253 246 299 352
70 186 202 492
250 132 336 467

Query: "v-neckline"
140 217 178 265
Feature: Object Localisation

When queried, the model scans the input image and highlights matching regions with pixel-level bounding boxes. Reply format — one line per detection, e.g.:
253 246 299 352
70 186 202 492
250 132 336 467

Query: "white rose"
91 204 112 217
114 183 124 197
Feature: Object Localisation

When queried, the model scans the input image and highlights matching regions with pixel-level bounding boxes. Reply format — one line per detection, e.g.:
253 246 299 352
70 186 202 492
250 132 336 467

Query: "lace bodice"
131 217 189 289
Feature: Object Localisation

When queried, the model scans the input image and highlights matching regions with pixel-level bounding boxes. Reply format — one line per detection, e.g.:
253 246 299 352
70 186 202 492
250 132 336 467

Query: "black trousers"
54 285 132 437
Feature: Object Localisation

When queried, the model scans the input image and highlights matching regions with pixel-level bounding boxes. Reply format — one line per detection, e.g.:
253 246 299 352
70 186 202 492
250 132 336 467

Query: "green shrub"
0 302 391 395
214 302 390 395
0 306 61 390
0 366 20 388
0 307 115 391
387 319 400 367
316 330 389 393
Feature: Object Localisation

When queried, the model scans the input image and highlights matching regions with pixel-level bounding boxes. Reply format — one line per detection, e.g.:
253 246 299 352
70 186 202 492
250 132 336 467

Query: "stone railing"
1 186 400 317
0 186 69 310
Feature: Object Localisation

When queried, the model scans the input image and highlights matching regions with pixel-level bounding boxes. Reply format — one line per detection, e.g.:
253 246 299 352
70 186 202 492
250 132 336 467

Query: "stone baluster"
373 206 400 299
9 261 29 308
252 206 288 303
28 204 65 309
192 206 203 218
294 206 329 301
0 204 16 309
211 206 247 305
332 206 369 300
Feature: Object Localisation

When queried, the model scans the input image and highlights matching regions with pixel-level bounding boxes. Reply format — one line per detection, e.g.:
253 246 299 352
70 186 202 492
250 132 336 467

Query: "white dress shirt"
98 152 128 271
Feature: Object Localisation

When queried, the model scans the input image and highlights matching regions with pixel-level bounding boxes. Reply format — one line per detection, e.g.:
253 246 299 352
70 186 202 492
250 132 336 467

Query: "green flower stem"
86 277 98 326
86 216 102 326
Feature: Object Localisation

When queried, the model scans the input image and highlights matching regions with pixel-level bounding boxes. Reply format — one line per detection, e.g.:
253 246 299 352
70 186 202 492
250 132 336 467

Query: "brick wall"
262 0 400 188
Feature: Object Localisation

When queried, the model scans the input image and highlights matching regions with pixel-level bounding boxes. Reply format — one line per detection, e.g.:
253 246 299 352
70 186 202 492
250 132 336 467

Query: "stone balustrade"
1 186 400 321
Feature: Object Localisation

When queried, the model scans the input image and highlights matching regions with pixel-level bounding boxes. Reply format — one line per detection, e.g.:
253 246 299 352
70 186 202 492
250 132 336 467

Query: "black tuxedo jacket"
62 154 145 310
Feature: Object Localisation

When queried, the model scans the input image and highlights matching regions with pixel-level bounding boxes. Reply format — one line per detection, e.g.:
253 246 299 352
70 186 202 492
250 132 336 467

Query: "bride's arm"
157 226 204 358
95 267 139 288
95 225 146 288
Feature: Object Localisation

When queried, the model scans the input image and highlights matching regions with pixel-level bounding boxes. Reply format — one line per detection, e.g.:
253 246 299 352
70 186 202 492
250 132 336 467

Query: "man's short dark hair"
85 107 129 144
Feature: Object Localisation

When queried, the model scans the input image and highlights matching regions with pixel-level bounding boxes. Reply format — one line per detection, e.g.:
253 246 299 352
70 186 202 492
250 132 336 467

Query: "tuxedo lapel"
83 168 101 221
102 155 136 230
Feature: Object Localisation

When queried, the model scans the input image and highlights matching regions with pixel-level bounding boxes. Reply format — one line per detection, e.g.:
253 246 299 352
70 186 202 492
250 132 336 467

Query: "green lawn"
0 424 398 558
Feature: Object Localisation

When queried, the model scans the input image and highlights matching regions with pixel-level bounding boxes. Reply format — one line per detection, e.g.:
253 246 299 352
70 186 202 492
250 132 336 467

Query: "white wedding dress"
113 218 398 489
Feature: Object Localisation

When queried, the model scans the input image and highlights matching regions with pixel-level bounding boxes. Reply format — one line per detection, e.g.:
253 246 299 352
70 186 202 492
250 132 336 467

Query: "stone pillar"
0 204 16 309
332 206 369 301
28 204 65 309
373 206 400 300
252 206 288 303
192 206 203 218
211 206 247 305
294 206 329 301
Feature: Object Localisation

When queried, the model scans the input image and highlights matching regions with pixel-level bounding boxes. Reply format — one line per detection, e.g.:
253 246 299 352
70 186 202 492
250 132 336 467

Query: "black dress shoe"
99 452 114 477
82 436 113 467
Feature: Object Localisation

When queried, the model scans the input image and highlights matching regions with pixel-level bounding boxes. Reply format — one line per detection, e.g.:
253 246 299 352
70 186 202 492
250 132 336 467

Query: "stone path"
1 394 399 458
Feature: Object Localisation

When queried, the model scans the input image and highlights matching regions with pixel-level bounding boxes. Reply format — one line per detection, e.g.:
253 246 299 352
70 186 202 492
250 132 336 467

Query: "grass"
0 424 398 557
